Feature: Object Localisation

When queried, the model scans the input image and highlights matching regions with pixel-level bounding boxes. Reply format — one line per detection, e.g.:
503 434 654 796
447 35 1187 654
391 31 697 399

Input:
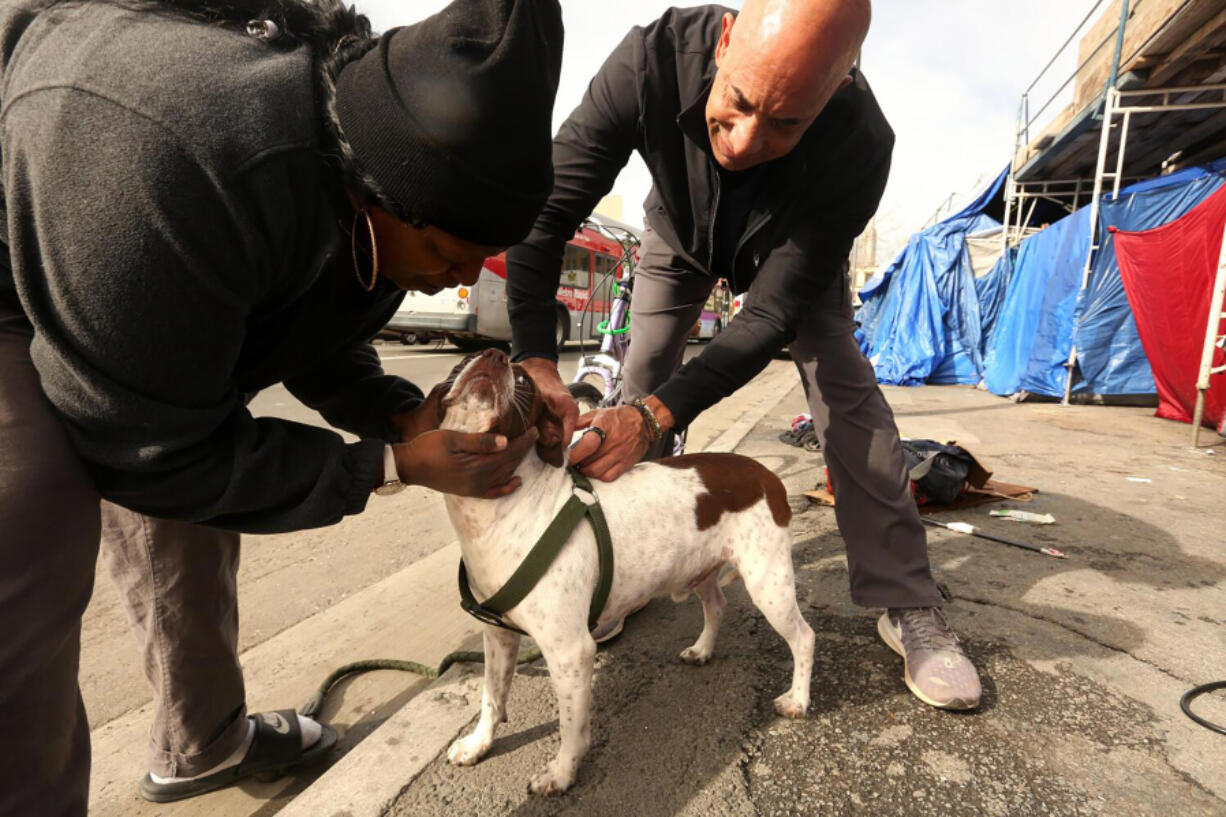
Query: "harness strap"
573 470 614 628
458 467 614 635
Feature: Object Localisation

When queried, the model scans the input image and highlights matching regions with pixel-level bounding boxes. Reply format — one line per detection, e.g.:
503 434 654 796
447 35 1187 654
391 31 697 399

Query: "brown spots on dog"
657 453 790 530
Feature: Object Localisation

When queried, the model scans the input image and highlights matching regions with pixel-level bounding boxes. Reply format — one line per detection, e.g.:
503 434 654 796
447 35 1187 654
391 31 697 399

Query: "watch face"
374 481 406 496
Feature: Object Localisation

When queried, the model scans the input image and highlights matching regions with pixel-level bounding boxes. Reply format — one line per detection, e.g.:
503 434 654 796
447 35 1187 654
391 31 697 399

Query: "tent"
981 206 1092 397
984 162 1226 399
856 169 1009 386
859 160 1226 397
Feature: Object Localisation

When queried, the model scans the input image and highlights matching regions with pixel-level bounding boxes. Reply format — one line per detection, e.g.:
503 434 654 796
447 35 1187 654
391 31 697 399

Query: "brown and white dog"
437 349 815 795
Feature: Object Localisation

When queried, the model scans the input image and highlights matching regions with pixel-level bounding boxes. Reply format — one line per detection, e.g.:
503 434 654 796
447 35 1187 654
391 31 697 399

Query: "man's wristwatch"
375 443 406 496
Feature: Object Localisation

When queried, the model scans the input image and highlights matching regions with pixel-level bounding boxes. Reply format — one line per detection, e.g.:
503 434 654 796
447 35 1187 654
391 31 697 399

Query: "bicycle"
567 218 686 456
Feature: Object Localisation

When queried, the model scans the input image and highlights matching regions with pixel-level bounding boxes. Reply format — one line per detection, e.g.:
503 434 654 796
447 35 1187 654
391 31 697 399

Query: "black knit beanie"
335 0 564 247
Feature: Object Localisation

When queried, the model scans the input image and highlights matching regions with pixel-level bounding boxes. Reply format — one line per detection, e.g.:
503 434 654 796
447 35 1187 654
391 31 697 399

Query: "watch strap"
376 444 406 495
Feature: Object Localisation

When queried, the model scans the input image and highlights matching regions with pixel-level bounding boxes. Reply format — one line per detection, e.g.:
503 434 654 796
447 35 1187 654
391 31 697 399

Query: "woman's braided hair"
36 0 402 217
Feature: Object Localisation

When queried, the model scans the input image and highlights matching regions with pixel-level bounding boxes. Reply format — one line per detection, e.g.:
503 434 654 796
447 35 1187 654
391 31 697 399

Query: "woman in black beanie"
0 0 562 813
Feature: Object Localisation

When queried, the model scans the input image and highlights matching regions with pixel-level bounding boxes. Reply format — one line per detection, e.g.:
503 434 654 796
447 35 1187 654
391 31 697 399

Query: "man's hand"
392 428 538 499
519 357 579 443
570 395 676 481
390 382 448 443
569 406 647 481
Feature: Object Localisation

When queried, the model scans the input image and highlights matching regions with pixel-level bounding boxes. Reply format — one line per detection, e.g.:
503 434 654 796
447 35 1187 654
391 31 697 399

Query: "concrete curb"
88 543 485 816
277 664 483 817
702 361 798 453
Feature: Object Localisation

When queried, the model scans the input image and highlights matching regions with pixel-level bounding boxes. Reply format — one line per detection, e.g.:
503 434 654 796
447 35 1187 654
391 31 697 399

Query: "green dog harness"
458 468 614 635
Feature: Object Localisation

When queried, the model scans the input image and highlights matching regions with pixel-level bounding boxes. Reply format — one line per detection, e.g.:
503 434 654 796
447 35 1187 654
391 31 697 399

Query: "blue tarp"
857 212 998 385
856 168 1007 386
1003 206 1092 397
862 158 1226 397
981 220 1074 396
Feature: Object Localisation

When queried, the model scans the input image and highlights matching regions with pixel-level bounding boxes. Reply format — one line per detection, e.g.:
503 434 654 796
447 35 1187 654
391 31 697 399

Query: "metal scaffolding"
1062 82 1226 404
1194 228 1226 445
1001 0 1133 253
1000 177 1086 250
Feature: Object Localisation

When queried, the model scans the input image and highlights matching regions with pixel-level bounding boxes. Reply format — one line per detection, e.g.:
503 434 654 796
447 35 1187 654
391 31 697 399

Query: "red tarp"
1110 184 1226 429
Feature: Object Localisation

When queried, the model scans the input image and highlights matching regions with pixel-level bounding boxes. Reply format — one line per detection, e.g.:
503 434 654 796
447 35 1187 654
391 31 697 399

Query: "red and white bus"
385 214 638 350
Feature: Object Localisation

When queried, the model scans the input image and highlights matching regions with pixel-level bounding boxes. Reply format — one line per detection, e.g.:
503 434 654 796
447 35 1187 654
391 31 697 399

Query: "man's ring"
583 427 607 445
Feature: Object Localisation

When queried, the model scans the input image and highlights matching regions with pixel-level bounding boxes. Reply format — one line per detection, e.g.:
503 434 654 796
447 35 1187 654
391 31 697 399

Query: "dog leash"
302 469 611 717
457 467 614 635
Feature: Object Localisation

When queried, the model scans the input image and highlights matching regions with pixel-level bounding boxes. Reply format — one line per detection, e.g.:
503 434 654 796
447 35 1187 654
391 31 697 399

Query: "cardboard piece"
804 479 1038 515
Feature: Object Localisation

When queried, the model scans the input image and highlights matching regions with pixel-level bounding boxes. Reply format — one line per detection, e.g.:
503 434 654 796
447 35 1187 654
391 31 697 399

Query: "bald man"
506 1 981 710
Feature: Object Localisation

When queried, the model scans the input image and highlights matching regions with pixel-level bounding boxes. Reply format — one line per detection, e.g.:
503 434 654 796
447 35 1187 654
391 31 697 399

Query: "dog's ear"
535 400 566 468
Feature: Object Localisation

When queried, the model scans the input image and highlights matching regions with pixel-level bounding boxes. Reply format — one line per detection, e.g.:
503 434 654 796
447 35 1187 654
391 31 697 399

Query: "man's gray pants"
622 231 943 609
0 312 252 817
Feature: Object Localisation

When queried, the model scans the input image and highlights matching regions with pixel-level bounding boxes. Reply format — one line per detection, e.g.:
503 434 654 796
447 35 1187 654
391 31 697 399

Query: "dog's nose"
481 348 508 365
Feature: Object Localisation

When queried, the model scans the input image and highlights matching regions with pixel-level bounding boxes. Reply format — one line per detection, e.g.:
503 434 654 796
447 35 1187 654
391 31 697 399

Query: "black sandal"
138 709 337 803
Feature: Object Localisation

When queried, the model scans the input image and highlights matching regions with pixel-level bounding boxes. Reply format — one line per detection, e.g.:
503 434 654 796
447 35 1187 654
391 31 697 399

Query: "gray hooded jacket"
0 2 420 533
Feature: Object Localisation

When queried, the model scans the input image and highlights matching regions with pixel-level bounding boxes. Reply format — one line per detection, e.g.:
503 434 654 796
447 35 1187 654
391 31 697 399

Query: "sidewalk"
301 382 1225 817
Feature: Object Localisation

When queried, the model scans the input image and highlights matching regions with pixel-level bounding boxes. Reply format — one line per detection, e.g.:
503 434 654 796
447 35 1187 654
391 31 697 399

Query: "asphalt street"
383 385 1226 817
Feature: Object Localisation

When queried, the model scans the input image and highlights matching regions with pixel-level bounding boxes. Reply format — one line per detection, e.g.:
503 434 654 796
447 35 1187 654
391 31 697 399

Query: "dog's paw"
528 764 575 796
680 645 712 665
773 692 808 719
447 733 490 766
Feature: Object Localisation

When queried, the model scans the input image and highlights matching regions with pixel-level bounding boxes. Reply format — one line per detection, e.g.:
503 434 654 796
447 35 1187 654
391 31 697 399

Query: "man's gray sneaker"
877 607 981 710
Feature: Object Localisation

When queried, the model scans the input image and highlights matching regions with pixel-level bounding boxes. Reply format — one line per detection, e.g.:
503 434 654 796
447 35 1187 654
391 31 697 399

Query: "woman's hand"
393 428 538 498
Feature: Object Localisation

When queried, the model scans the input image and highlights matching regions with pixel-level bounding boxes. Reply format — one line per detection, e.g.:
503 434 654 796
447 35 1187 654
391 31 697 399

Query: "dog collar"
458 467 614 635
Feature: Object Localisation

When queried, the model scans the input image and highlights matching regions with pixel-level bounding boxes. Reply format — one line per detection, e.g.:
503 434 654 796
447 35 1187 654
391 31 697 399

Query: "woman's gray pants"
1 313 248 817
622 231 943 610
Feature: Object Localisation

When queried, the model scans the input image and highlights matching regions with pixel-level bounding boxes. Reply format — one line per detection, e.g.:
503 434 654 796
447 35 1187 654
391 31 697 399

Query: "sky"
359 0 1101 263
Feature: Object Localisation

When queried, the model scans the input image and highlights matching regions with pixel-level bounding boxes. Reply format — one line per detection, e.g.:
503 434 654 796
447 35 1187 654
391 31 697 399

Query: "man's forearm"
508 28 643 359
507 240 570 359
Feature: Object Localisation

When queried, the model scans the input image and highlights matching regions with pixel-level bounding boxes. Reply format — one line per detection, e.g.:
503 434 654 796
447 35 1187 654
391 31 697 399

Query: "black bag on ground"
900 440 973 506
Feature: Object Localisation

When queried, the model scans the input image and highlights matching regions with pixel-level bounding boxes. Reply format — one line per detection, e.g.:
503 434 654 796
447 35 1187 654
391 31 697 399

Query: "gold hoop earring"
351 208 379 292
